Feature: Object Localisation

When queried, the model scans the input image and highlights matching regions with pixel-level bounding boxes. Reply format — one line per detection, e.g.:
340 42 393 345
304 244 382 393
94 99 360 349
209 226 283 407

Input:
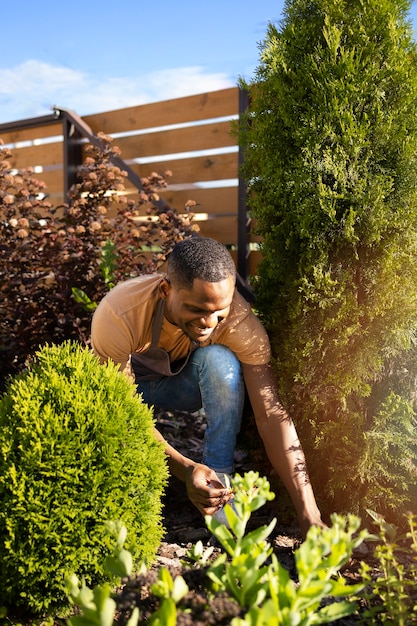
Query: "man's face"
160 276 235 343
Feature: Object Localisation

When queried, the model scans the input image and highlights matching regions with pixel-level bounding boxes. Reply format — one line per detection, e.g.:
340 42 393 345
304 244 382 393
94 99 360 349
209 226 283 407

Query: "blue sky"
1 0 417 124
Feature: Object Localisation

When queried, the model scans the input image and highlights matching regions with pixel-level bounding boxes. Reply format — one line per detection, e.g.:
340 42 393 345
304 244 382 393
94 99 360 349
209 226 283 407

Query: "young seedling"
206 472 369 625
66 522 140 626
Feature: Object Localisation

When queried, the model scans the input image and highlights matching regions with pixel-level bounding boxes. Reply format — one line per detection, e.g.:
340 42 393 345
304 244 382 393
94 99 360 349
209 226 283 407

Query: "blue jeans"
136 344 244 474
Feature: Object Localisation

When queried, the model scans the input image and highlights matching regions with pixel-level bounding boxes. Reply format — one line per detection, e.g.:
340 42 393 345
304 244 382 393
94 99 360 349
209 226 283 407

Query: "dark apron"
131 299 198 381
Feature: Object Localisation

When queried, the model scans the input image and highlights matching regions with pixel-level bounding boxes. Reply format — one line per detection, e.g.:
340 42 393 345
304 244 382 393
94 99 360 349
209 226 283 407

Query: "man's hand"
299 514 328 541
184 463 233 517
152 428 233 518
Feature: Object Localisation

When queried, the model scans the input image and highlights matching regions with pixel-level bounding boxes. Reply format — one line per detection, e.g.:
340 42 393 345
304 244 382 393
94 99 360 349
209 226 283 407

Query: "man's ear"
159 277 171 299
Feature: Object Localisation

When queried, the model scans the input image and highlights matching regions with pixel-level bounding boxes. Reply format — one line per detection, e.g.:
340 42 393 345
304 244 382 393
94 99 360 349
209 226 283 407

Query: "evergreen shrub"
239 0 417 523
0 341 168 615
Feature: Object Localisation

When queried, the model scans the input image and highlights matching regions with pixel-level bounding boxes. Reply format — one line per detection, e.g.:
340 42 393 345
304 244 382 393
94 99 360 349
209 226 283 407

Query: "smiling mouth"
190 326 213 339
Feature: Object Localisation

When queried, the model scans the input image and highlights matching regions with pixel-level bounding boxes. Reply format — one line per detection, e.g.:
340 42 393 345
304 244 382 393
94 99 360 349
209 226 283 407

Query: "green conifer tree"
240 0 417 522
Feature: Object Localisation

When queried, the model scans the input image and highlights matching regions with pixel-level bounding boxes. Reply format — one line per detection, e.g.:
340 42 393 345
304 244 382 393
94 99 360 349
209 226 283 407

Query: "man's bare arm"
242 362 324 538
153 428 232 516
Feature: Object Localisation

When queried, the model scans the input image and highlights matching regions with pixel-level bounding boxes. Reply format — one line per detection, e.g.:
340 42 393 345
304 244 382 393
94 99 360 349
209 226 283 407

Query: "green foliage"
360 510 417 624
0 135 197 388
204 472 367 625
68 522 189 626
239 0 417 521
148 568 189 626
66 473 369 626
67 522 140 626
100 239 118 290
72 239 119 312
0 341 168 615
205 472 277 608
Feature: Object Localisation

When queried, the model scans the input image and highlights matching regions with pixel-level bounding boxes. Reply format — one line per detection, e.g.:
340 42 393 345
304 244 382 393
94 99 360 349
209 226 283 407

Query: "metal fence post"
62 115 83 204
237 88 251 288
236 88 254 302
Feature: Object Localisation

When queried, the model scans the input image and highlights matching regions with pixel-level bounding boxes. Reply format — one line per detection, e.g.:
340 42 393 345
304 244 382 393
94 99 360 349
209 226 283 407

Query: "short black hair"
167 237 236 289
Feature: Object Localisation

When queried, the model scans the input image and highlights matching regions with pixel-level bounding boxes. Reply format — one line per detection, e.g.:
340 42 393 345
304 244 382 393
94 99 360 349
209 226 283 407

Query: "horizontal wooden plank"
193 215 237 245
0 121 63 146
158 186 238 214
84 87 239 135
102 187 235 216
114 185 238 217
3 123 236 174
31 170 64 195
5 140 63 170
125 151 238 185
96 119 237 162
230 250 263 276
194 217 260 246
7 142 237 189
194 218 260 246
43 184 240 217
44 192 65 207
41 167 239 207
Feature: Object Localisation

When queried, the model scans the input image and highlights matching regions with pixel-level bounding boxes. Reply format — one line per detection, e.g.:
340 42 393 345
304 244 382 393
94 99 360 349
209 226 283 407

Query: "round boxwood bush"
0 341 168 615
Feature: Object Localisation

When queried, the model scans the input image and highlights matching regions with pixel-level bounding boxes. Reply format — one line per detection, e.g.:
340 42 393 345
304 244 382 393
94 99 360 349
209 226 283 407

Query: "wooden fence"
0 87 261 281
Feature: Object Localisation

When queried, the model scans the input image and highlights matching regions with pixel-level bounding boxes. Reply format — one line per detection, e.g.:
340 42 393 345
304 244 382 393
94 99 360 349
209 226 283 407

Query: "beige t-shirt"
91 274 271 372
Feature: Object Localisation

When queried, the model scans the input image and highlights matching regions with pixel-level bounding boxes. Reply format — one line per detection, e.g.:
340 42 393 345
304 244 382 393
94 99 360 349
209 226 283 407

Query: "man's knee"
193 345 243 392
198 344 240 370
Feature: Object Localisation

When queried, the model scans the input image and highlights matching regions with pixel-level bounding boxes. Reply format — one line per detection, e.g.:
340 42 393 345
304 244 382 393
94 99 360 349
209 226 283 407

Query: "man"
91 237 324 538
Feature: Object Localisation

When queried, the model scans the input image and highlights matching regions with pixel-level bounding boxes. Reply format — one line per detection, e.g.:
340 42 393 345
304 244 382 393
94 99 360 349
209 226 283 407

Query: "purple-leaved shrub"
0 133 198 388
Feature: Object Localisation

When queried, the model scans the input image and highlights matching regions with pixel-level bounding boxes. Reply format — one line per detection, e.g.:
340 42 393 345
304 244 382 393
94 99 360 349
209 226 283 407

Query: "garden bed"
8 407 413 625
111 408 372 625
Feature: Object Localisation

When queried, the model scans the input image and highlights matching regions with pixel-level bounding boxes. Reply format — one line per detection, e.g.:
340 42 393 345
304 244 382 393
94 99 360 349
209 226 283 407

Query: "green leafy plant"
67 521 189 626
72 239 119 312
0 341 168 615
67 521 140 626
204 472 367 625
205 472 277 608
99 238 118 291
66 472 369 626
147 568 189 626
67 522 189 626
360 509 417 624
